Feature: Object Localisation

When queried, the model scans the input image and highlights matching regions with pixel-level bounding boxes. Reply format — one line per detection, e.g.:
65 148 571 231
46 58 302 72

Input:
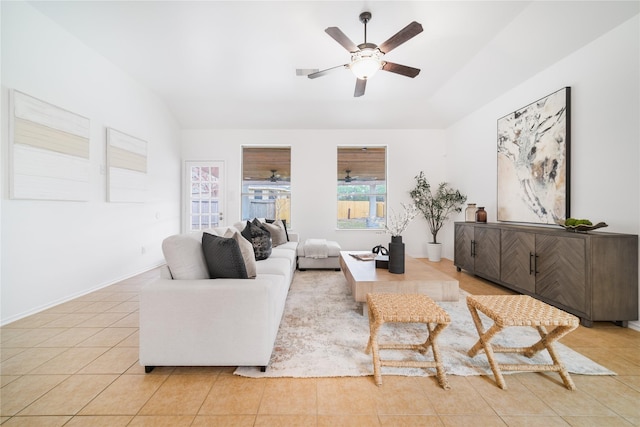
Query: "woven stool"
466 295 579 390
365 293 451 388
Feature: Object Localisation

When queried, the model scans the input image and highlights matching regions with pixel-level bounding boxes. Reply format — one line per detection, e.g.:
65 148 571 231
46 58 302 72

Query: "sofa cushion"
202 232 249 279
261 220 288 247
224 228 257 279
241 220 272 260
162 233 209 280
276 241 298 252
256 257 293 285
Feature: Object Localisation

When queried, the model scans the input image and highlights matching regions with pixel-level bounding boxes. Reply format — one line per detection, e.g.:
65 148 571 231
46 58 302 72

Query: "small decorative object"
372 245 389 269
557 218 608 233
371 245 388 255
409 171 467 262
465 203 477 222
475 207 487 223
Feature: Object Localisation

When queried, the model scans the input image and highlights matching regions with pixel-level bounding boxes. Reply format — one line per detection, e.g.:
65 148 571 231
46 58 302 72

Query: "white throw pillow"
261 220 288 247
162 234 209 280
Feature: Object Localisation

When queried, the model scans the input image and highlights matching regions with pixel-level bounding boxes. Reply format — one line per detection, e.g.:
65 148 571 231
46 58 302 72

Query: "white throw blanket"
304 238 328 259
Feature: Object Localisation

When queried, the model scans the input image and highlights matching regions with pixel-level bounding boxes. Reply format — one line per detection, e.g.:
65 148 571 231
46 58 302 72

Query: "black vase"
388 235 405 274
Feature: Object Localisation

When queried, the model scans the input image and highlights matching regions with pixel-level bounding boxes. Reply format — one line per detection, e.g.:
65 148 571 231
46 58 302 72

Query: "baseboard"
0 261 165 326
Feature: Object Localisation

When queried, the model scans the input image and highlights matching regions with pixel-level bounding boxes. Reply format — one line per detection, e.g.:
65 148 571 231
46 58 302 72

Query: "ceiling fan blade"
378 21 423 54
354 78 367 97
325 27 359 52
307 64 348 79
296 68 319 76
382 62 421 78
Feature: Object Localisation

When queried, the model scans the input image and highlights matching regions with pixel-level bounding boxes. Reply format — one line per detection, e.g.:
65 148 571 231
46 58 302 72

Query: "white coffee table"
339 251 459 314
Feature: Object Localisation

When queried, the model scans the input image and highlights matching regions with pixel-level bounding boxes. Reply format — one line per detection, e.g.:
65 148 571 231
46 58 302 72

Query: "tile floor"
1 259 639 426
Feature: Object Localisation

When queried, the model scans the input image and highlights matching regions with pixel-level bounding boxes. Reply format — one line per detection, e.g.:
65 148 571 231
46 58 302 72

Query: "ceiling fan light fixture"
301 11 422 96
350 46 383 80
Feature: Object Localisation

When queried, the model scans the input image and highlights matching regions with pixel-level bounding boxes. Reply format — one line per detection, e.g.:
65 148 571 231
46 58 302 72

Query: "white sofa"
139 223 298 372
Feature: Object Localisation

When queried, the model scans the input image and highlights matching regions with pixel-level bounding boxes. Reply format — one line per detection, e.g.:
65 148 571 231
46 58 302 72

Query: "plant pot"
426 242 442 262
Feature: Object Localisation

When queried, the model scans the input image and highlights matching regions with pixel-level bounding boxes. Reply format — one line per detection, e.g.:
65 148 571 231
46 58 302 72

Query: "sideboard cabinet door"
500 229 535 293
474 227 501 281
454 223 500 282
535 234 587 315
454 224 474 273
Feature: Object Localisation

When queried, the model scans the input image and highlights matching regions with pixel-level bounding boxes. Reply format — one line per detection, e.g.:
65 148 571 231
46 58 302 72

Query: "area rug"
234 270 615 378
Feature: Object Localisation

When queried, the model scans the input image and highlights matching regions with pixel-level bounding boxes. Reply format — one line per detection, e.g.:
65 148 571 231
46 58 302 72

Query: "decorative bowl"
556 221 608 232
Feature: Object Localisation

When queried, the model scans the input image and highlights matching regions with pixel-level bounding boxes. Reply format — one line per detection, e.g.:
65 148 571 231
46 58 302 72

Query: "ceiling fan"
299 11 423 97
341 170 358 183
269 170 280 182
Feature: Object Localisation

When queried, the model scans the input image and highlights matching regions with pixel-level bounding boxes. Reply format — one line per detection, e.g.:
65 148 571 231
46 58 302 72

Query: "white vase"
426 242 442 262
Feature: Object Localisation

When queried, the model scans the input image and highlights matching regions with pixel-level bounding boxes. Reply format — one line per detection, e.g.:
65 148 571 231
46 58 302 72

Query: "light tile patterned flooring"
1 259 639 426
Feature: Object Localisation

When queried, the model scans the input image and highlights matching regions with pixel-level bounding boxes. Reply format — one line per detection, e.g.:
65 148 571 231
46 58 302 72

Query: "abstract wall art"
497 87 571 224
10 90 91 201
106 128 148 203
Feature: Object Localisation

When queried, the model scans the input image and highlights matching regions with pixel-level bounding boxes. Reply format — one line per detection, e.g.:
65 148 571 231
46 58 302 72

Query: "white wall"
181 129 450 257
445 16 640 329
0 2 182 324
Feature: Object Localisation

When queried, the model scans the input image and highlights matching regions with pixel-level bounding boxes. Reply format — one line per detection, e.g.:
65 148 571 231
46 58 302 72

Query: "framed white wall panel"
10 90 91 201
106 127 147 202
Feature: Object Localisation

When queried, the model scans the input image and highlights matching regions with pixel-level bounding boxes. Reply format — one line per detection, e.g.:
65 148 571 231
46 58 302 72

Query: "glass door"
184 161 224 231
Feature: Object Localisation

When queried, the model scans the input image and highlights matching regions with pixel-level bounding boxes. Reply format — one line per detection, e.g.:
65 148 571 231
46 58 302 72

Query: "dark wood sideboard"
454 222 638 327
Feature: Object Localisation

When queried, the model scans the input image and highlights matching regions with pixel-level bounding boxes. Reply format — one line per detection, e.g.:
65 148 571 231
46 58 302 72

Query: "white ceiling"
29 1 639 129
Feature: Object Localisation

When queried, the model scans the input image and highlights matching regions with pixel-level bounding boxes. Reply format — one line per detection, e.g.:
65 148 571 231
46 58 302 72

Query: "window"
337 146 386 230
185 161 224 231
241 146 291 225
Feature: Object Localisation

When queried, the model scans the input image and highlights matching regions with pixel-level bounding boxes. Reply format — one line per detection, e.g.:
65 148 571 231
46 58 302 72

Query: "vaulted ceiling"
27 1 639 129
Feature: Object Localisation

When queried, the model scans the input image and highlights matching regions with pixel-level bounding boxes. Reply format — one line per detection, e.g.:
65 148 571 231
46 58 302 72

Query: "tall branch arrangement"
385 203 419 237
409 171 467 244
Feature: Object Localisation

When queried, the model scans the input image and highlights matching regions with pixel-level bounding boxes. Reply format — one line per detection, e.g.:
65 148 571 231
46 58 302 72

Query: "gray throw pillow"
241 220 272 260
202 232 249 279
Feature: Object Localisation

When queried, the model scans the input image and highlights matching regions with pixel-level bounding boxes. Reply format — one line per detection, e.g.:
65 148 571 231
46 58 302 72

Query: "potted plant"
409 171 467 261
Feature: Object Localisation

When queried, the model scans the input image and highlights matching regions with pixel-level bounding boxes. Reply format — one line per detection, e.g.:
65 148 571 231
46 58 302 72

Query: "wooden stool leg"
479 326 507 389
426 322 451 390
467 305 508 389
369 322 383 386
532 326 576 390
467 304 490 357
366 304 384 386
